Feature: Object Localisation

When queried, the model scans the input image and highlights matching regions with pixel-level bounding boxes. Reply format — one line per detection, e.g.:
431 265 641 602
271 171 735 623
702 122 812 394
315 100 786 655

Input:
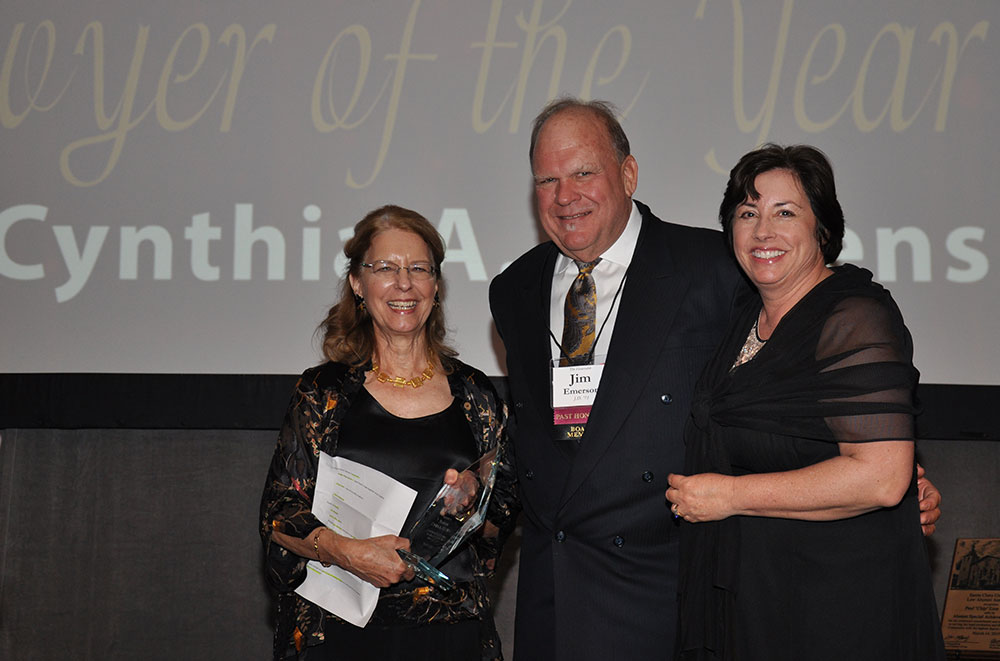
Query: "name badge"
550 358 604 440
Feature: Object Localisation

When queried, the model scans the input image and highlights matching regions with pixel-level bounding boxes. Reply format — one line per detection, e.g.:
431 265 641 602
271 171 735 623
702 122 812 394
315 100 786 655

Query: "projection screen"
1 0 997 385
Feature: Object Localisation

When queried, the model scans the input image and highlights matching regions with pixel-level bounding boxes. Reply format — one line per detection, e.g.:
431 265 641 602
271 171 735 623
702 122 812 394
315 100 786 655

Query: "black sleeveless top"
336 387 480 597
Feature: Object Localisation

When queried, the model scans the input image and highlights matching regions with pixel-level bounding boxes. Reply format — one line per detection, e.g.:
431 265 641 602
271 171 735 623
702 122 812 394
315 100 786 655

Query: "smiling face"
732 169 830 301
531 109 638 262
349 228 438 344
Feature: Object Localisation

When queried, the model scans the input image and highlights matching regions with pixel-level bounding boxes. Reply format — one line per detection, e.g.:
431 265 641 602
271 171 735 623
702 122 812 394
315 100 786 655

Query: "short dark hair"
528 97 631 164
318 205 456 365
718 144 845 264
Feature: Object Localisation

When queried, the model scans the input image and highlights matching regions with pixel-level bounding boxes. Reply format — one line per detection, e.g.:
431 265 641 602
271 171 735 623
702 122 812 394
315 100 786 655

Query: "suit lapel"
518 245 559 428
557 207 690 511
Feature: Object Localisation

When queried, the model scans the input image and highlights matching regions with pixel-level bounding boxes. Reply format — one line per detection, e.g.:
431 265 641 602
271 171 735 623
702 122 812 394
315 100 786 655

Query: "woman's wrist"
725 474 742 518
312 527 332 567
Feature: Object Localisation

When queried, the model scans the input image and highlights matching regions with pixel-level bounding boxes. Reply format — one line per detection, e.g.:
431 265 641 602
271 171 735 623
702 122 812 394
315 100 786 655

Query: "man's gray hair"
528 97 631 164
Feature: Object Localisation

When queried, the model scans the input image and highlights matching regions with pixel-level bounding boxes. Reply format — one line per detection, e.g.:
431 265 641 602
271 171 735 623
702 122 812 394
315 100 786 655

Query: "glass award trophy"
396 447 499 591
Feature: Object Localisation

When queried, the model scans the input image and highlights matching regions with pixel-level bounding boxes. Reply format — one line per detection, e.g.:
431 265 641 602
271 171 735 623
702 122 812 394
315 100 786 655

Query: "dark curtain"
0 428 276 660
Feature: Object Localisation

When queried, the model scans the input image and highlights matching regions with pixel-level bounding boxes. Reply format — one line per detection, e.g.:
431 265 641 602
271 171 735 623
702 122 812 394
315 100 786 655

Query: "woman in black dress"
260 205 518 660
667 145 945 660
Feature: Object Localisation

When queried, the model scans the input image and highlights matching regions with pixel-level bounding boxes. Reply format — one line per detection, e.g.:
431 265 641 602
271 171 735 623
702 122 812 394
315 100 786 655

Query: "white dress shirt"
549 201 642 362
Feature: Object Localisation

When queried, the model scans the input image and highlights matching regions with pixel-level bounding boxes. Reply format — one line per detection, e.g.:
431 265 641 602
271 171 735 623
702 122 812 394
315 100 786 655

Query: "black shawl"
677 264 919 656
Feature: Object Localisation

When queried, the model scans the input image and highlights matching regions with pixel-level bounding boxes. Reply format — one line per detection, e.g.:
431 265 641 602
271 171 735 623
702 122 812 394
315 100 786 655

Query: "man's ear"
622 154 638 198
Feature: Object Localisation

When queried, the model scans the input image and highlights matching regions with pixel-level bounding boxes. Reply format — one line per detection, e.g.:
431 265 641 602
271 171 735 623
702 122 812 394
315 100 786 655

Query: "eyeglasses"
360 260 437 281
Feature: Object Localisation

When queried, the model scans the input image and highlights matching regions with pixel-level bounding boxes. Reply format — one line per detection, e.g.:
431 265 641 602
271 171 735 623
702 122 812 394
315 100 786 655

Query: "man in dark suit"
489 98 941 660
489 98 745 659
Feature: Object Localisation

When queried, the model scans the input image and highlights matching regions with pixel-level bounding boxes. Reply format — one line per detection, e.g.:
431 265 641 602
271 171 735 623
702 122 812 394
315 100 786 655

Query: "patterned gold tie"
561 258 601 366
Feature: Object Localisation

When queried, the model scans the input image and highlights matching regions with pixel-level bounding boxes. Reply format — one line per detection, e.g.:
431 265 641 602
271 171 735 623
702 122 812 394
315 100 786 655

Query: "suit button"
555 530 566 542
525 469 535 480
515 401 523 408
642 471 654 483
613 535 625 547
660 393 673 404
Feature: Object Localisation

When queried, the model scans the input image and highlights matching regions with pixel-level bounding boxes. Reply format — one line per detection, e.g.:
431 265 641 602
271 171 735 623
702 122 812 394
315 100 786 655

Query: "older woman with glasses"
260 205 518 661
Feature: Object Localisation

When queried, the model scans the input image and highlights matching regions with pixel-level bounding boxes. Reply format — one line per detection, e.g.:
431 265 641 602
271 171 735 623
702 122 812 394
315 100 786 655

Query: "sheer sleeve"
816 295 917 442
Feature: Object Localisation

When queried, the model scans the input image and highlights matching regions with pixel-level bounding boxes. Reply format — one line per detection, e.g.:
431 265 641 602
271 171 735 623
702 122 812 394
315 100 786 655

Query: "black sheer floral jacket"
259 358 519 660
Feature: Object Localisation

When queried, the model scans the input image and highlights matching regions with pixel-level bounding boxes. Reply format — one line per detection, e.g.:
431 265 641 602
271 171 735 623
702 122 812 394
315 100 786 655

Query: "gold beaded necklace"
371 355 435 388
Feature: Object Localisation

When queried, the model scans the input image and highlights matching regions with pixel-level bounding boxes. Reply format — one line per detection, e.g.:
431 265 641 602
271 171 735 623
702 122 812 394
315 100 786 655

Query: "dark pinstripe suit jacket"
489 200 747 660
